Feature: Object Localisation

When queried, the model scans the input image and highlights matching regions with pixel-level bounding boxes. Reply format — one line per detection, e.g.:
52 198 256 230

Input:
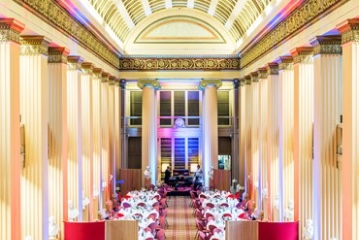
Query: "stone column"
257 67 269 216
138 79 160 186
108 79 116 199
67 56 83 221
80 62 94 221
266 62 279 221
291 47 314 232
0 18 23 240
338 19 359 240
200 79 222 188
114 80 121 194
244 75 253 197
238 79 246 189
311 35 342 240
20 35 50 240
277 56 294 221
92 67 102 218
48 47 69 239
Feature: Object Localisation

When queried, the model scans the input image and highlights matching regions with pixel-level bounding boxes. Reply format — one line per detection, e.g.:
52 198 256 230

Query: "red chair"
155 229 166 240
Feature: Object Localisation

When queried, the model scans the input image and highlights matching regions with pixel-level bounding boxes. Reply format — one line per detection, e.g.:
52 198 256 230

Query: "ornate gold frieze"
67 56 83 70
241 0 349 67
20 36 49 56
13 0 119 67
0 18 24 43
119 58 240 70
338 19 359 44
137 79 160 90
266 62 279 75
291 47 314 64
48 47 69 63
81 62 94 75
311 36 342 55
277 56 294 71
199 79 222 90
257 67 268 79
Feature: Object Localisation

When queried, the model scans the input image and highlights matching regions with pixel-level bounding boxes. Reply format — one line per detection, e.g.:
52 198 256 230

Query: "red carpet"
165 196 197 240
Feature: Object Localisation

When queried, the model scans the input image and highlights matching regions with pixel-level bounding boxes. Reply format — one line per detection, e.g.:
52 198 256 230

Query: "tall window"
217 91 230 125
130 91 142 125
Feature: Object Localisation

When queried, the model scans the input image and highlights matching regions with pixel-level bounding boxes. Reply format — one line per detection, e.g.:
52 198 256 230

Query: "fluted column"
200 79 222 188
277 56 294 221
266 62 279 221
20 35 50 240
101 75 110 207
66 56 83 221
250 72 260 207
311 36 342 240
238 79 246 189
80 62 94 221
258 68 269 216
48 47 69 239
114 80 121 194
244 75 253 196
338 19 359 240
138 79 160 186
92 68 102 219
0 18 23 240
291 47 314 233
108 79 116 199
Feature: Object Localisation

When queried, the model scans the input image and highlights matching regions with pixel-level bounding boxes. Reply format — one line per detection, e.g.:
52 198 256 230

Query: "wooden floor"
165 196 197 240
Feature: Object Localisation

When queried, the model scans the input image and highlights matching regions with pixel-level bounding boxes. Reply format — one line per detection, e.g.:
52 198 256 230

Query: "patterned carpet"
165 196 197 240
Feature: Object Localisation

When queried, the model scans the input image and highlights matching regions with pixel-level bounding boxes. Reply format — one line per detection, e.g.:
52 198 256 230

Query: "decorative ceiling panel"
84 0 274 45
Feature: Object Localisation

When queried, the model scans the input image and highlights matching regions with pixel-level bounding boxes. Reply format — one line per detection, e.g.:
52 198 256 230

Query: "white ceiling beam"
111 0 135 29
141 0 152 16
187 0 195 9
208 0 219 16
165 0 172 9
225 0 247 30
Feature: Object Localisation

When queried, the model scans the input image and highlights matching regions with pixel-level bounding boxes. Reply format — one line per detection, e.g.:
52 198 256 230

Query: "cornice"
240 0 349 68
199 79 222 90
310 36 342 55
119 58 240 70
291 47 314 64
48 47 69 63
0 18 24 43
137 79 160 90
67 56 83 70
13 0 119 68
20 35 49 56
337 19 359 44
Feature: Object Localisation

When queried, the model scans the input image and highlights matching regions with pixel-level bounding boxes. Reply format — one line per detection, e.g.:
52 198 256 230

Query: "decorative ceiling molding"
119 57 240 70
12 0 119 68
240 0 349 68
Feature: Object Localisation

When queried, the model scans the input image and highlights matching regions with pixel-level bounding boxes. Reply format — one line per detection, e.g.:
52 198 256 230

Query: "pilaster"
238 78 246 190
108 78 116 200
244 75 253 197
114 80 121 196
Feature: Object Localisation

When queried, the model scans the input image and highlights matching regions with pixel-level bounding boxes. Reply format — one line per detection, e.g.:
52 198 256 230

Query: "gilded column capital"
239 78 245 87
257 67 268 79
101 72 109 82
48 47 69 64
266 62 279 75
291 47 314 64
67 56 83 70
93 68 103 79
310 35 342 55
0 18 24 43
337 19 359 44
199 79 222 90
20 35 50 56
138 79 160 90
250 72 259 82
277 56 294 71
81 62 94 75
244 75 251 85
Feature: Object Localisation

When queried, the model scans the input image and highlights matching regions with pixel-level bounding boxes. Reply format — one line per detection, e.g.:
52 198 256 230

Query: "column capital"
291 47 314 64
266 62 279 75
233 79 239 89
109 75 117 85
250 72 259 82
337 18 359 44
239 78 245 87
48 47 70 64
93 68 103 78
0 18 24 43
199 79 222 90
101 72 109 82
277 56 294 70
257 67 268 79
67 56 83 70
244 75 251 85
20 35 50 56
81 62 94 74
310 35 342 55
137 79 160 90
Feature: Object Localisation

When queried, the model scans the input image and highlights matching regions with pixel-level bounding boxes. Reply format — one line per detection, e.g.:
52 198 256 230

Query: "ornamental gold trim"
244 75 251 85
48 47 69 63
291 47 314 64
101 72 109 82
0 19 24 43
119 58 240 70
199 79 222 90
250 72 259 82
266 62 279 75
311 36 342 55
137 79 160 90
338 19 359 44
81 62 94 75
241 0 349 68
257 67 268 79
13 0 119 68
67 56 83 70
93 68 103 79
20 36 49 56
